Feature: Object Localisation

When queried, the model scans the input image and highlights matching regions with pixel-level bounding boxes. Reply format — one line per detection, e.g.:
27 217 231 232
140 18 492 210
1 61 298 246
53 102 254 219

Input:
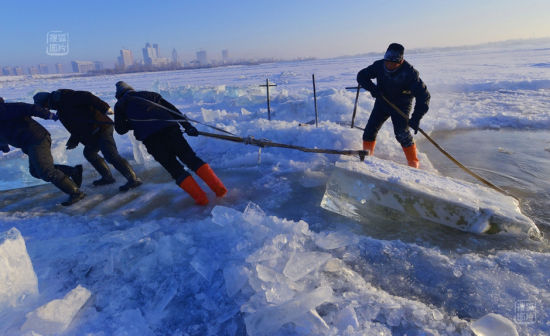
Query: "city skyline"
1 0 549 69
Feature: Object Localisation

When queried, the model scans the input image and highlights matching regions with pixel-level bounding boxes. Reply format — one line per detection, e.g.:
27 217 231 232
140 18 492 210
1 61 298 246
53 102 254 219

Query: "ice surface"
321 158 540 236
21 285 91 335
0 40 549 335
0 227 38 309
471 313 519 336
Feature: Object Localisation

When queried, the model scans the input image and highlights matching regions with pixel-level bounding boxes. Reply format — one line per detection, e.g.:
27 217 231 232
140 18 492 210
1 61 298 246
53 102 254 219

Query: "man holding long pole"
356 43 430 168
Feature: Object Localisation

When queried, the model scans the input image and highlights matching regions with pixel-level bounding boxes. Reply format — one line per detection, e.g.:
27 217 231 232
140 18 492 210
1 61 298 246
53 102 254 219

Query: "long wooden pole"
266 78 271 121
197 131 368 160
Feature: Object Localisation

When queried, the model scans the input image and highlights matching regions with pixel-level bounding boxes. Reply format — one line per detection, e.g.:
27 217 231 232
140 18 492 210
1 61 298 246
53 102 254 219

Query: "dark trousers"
83 125 132 178
363 99 414 148
26 137 67 184
143 127 205 184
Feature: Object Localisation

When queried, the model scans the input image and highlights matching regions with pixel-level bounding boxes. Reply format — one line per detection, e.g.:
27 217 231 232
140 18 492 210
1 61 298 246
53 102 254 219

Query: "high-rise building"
2 66 13 76
38 64 49 74
71 61 95 73
55 63 63 74
94 61 103 71
14 66 23 75
172 48 179 65
222 49 229 63
196 50 207 66
142 43 169 67
28 66 38 75
118 49 134 69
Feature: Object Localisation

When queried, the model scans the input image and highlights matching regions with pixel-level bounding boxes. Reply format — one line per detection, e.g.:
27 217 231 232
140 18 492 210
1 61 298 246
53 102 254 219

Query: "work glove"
180 121 199 136
369 86 380 99
1 144 9 153
48 112 59 121
65 138 79 150
408 114 421 134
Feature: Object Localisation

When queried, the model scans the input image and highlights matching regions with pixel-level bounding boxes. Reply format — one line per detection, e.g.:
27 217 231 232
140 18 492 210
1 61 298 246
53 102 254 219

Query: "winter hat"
0 97 4 104
33 92 51 108
115 81 134 99
384 43 404 63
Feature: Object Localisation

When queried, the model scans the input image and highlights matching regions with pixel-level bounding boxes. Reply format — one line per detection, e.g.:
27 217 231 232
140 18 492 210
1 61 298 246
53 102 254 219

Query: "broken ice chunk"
21 285 91 335
315 231 358 250
0 227 38 309
283 252 331 281
244 286 333 336
223 265 249 297
471 313 518 336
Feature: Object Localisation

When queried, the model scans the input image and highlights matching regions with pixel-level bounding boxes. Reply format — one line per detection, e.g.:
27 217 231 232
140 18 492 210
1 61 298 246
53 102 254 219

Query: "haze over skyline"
1 0 549 68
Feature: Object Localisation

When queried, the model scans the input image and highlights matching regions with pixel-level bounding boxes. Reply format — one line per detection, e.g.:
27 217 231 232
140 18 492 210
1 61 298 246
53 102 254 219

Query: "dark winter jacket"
0 102 53 151
357 60 430 119
49 89 112 146
114 91 184 141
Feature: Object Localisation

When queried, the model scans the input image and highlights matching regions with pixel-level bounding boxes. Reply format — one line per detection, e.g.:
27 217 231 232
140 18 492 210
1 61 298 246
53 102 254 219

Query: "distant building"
38 64 49 74
14 66 23 75
196 50 207 66
222 49 229 63
55 63 63 74
118 49 134 69
28 66 38 75
171 48 179 65
2 66 13 76
93 61 103 71
71 61 95 73
142 42 169 67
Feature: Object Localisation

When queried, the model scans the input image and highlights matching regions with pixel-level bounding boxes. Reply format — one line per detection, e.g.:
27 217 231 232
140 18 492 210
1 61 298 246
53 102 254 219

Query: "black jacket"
49 89 112 146
357 60 430 119
114 91 184 141
0 102 52 150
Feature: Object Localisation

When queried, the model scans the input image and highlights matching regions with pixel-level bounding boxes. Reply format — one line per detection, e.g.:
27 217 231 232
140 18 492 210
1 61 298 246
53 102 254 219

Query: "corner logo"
46 31 69 56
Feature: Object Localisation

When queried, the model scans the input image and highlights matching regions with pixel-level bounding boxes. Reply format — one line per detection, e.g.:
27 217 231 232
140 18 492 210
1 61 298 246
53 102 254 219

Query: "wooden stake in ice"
259 79 277 121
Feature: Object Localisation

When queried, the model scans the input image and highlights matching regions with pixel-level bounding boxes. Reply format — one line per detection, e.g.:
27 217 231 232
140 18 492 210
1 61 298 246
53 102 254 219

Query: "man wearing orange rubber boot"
113 81 227 205
356 43 430 168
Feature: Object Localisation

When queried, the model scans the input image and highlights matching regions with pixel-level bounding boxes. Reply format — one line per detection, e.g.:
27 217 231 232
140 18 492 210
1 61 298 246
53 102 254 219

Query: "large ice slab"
321 158 540 236
0 227 38 309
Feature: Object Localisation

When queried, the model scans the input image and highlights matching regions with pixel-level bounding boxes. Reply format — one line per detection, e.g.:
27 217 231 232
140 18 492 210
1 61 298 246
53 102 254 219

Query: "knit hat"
0 97 4 104
33 92 52 108
384 43 404 63
115 81 134 99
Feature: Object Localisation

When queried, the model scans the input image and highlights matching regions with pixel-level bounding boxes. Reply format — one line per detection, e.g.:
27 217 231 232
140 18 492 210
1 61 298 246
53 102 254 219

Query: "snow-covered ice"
1 39 550 334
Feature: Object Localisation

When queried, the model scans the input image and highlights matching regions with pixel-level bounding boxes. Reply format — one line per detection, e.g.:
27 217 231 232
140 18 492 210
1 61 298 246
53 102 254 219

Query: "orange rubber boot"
363 141 376 156
179 176 209 205
402 144 420 168
196 164 227 197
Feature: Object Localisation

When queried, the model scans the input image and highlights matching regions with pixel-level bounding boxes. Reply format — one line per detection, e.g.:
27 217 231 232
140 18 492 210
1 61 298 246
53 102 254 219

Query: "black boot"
89 157 116 186
113 159 142 192
52 176 86 206
54 164 83 188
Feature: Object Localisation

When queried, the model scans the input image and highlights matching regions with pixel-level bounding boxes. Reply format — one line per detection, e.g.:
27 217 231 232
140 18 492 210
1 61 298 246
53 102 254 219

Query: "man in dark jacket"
357 43 430 168
0 97 85 205
33 89 142 191
113 81 227 205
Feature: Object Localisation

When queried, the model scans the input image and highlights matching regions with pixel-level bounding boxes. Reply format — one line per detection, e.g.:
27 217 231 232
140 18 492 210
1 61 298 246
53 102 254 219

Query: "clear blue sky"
1 0 549 67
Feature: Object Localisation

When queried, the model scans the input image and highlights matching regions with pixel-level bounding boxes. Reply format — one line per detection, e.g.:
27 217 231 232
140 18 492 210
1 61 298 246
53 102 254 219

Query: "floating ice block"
321 158 540 236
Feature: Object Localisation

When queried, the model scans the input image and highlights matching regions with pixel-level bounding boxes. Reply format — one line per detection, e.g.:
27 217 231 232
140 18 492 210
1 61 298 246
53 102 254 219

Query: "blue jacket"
0 102 53 150
114 91 184 141
357 60 430 119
